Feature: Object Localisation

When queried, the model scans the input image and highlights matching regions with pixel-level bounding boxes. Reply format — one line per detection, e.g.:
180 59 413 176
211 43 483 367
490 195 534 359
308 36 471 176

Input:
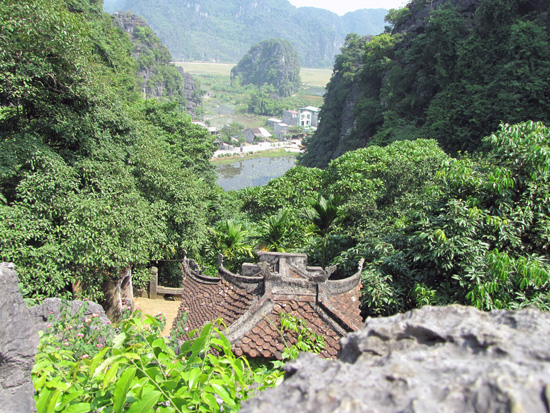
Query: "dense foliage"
0 0 217 302
301 0 550 167
237 125 550 315
231 39 301 98
33 307 283 412
103 0 387 68
3 0 550 370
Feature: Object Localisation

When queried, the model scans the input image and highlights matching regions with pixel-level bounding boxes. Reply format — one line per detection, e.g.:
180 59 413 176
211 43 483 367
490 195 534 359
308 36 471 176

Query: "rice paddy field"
175 62 333 87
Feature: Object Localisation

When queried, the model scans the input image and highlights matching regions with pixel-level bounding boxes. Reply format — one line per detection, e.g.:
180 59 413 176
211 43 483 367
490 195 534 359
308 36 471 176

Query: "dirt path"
135 297 181 336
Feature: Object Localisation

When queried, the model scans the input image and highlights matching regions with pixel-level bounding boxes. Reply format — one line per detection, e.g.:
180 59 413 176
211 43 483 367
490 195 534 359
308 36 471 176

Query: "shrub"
33 311 283 412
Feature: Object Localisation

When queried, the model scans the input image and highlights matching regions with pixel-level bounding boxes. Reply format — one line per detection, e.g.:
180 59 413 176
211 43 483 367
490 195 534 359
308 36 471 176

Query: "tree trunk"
101 267 134 320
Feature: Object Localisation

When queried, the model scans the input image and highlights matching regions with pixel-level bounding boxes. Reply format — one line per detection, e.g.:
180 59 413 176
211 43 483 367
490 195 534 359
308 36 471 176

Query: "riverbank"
212 148 298 165
211 139 302 164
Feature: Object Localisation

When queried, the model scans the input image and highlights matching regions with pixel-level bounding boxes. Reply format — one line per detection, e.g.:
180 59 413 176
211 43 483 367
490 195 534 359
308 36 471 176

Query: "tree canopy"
0 0 216 302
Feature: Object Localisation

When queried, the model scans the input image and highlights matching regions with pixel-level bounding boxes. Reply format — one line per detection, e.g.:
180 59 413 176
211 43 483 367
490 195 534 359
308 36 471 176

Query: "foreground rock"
29 298 111 334
241 305 550 412
0 263 39 413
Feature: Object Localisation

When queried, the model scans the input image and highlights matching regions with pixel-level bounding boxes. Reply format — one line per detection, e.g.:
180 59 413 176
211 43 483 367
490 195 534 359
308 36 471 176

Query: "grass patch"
211 148 298 165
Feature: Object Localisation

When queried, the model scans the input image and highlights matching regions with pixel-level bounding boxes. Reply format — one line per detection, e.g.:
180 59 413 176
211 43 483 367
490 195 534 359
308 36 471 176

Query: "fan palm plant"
209 220 254 272
304 194 346 268
256 209 295 252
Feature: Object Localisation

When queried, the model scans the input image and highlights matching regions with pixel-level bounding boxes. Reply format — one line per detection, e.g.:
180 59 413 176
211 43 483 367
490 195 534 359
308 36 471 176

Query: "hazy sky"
288 0 408 15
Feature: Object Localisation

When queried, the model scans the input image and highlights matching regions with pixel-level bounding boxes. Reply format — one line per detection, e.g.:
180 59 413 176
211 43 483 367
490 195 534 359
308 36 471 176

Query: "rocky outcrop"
241 305 550 412
178 67 202 119
29 298 111 333
0 263 39 413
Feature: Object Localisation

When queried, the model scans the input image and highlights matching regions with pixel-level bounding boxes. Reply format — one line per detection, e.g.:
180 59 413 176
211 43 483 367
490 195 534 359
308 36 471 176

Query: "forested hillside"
230 39 301 98
300 0 550 167
0 0 220 303
113 11 203 117
103 0 387 67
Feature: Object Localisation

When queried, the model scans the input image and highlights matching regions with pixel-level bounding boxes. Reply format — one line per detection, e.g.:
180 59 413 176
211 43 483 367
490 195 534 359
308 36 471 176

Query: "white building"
244 127 272 143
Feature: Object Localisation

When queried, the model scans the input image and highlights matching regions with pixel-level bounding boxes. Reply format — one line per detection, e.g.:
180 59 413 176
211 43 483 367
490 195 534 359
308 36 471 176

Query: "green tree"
0 0 220 305
220 121 245 143
304 194 346 268
247 85 285 116
240 165 323 220
358 122 550 314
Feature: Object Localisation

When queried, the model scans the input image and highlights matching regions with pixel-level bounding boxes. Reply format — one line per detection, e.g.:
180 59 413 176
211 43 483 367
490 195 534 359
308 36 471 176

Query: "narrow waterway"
216 156 296 191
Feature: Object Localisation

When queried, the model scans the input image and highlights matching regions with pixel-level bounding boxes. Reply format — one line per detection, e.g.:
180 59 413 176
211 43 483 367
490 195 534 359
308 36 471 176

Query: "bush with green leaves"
277 313 325 361
205 220 255 272
237 122 550 316
41 300 116 359
33 311 284 413
356 122 550 315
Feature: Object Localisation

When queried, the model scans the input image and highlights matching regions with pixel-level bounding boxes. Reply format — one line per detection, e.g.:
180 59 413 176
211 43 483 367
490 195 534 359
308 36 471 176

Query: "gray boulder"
242 305 550 413
29 298 110 334
0 263 39 413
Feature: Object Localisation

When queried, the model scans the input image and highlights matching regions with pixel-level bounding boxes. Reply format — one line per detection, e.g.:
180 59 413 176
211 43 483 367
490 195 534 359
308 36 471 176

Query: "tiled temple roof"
173 252 364 359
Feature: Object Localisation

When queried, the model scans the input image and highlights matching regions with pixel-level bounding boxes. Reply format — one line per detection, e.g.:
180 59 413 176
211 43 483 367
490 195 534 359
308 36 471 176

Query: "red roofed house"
172 251 364 359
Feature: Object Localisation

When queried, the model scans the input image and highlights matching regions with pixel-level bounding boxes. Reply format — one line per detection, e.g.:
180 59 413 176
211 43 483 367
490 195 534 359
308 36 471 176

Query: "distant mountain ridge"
103 0 388 68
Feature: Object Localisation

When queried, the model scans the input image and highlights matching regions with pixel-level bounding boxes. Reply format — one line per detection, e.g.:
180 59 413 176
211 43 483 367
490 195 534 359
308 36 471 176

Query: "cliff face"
0 263 39 412
113 12 202 118
178 68 202 119
230 39 301 98
300 0 550 168
299 34 369 168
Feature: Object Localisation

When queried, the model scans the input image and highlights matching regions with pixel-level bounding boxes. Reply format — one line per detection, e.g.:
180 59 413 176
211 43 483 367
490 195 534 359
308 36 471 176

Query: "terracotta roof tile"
327 283 363 329
174 253 363 360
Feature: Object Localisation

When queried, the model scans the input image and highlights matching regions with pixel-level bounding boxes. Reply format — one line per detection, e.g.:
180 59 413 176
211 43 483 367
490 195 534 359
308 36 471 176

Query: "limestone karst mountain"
113 11 202 117
230 39 301 98
103 0 387 68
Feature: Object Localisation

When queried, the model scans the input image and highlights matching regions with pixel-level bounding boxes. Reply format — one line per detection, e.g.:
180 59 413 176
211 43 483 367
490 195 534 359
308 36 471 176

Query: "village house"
173 252 364 359
282 107 319 128
192 121 220 136
298 106 320 127
266 118 282 129
243 127 272 143
282 110 299 126
273 122 289 140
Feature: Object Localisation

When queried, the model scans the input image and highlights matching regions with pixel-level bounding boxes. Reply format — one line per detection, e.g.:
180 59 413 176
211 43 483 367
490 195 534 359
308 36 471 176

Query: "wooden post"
150 266 158 299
